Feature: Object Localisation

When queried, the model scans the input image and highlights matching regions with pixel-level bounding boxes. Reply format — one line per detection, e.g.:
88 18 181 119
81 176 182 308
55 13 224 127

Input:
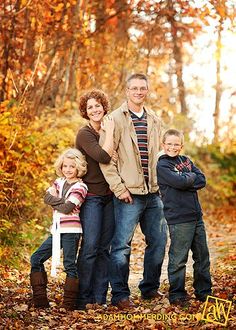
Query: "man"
100 73 167 309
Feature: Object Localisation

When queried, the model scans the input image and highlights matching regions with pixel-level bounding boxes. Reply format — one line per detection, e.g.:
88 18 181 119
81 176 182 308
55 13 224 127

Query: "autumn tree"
209 0 236 144
1 0 236 264
132 1 207 117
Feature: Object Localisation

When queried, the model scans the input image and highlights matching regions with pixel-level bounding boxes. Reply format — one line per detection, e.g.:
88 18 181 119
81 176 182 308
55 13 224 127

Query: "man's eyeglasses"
164 143 182 148
128 87 148 92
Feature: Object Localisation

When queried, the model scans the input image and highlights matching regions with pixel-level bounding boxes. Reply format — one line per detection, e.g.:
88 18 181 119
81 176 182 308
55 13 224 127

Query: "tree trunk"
213 20 223 144
0 0 20 101
167 0 188 115
172 38 188 115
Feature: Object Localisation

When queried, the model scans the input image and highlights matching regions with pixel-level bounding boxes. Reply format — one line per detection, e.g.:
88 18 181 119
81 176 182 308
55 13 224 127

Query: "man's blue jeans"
110 193 167 304
30 233 80 278
168 219 212 303
77 194 115 306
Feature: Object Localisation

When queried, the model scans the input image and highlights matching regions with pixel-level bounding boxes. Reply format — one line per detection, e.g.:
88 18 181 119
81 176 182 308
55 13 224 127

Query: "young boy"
157 129 212 307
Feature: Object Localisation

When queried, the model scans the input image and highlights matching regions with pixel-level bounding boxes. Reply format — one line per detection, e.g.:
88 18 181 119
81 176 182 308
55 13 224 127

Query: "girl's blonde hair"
54 148 87 178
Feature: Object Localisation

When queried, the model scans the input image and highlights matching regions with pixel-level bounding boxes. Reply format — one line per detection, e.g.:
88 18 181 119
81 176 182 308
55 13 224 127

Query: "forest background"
0 0 235 329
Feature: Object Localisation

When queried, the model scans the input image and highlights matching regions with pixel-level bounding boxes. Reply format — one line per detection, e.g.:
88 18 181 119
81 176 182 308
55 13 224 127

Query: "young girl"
30 148 88 310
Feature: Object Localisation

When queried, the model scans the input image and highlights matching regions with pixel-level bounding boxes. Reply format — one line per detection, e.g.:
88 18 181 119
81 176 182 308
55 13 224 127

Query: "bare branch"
8 130 18 150
14 0 33 16
19 38 43 104
9 69 19 94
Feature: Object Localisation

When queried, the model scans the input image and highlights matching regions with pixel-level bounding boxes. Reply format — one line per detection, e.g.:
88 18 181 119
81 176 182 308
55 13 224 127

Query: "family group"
29 73 212 311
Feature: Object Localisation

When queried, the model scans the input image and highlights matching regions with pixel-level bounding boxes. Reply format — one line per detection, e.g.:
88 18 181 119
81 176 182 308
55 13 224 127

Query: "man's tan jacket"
100 102 162 197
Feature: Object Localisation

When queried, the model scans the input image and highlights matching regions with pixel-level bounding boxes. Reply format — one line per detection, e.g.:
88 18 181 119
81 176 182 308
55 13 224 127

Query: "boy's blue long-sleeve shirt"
157 154 206 225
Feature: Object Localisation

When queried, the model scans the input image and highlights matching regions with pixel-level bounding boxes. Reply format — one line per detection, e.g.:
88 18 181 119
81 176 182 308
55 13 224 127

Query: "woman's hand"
100 115 115 157
101 115 114 133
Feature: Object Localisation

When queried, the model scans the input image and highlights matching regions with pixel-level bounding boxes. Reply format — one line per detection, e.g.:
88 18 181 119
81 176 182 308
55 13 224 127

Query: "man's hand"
118 190 133 204
111 150 118 163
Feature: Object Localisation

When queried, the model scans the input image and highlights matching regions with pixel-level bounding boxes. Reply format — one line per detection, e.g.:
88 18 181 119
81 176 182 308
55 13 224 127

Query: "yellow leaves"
0 100 10 109
84 38 91 46
21 0 28 6
0 219 13 233
31 17 36 30
1 102 81 252
54 3 64 13
0 111 12 125
68 0 77 5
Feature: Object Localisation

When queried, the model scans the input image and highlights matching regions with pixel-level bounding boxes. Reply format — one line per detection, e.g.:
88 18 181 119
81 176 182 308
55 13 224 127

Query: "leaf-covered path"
0 207 235 329
130 206 236 285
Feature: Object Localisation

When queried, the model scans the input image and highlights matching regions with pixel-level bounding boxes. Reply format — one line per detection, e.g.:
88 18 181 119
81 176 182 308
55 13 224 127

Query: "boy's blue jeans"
77 194 115 306
110 193 167 304
30 233 80 278
168 219 212 303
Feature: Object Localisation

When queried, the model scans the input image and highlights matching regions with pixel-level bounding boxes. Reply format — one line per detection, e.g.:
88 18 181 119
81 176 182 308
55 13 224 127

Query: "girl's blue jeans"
30 233 80 278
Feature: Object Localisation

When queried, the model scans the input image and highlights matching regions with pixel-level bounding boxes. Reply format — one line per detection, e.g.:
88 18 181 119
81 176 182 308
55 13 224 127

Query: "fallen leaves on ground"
0 206 235 329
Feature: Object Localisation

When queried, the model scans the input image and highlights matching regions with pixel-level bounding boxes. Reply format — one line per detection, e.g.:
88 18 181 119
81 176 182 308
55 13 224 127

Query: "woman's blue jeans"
168 219 212 303
30 233 80 278
77 194 115 306
110 193 167 304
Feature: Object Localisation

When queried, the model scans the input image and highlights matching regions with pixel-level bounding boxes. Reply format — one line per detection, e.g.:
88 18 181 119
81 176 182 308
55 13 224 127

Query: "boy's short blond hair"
162 129 184 144
54 148 87 178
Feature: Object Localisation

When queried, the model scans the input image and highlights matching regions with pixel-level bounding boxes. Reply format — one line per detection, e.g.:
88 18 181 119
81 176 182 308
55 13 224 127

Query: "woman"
75 89 115 309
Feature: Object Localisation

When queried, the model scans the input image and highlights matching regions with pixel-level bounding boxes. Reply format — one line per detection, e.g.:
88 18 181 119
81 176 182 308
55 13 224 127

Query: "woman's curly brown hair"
79 89 110 120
